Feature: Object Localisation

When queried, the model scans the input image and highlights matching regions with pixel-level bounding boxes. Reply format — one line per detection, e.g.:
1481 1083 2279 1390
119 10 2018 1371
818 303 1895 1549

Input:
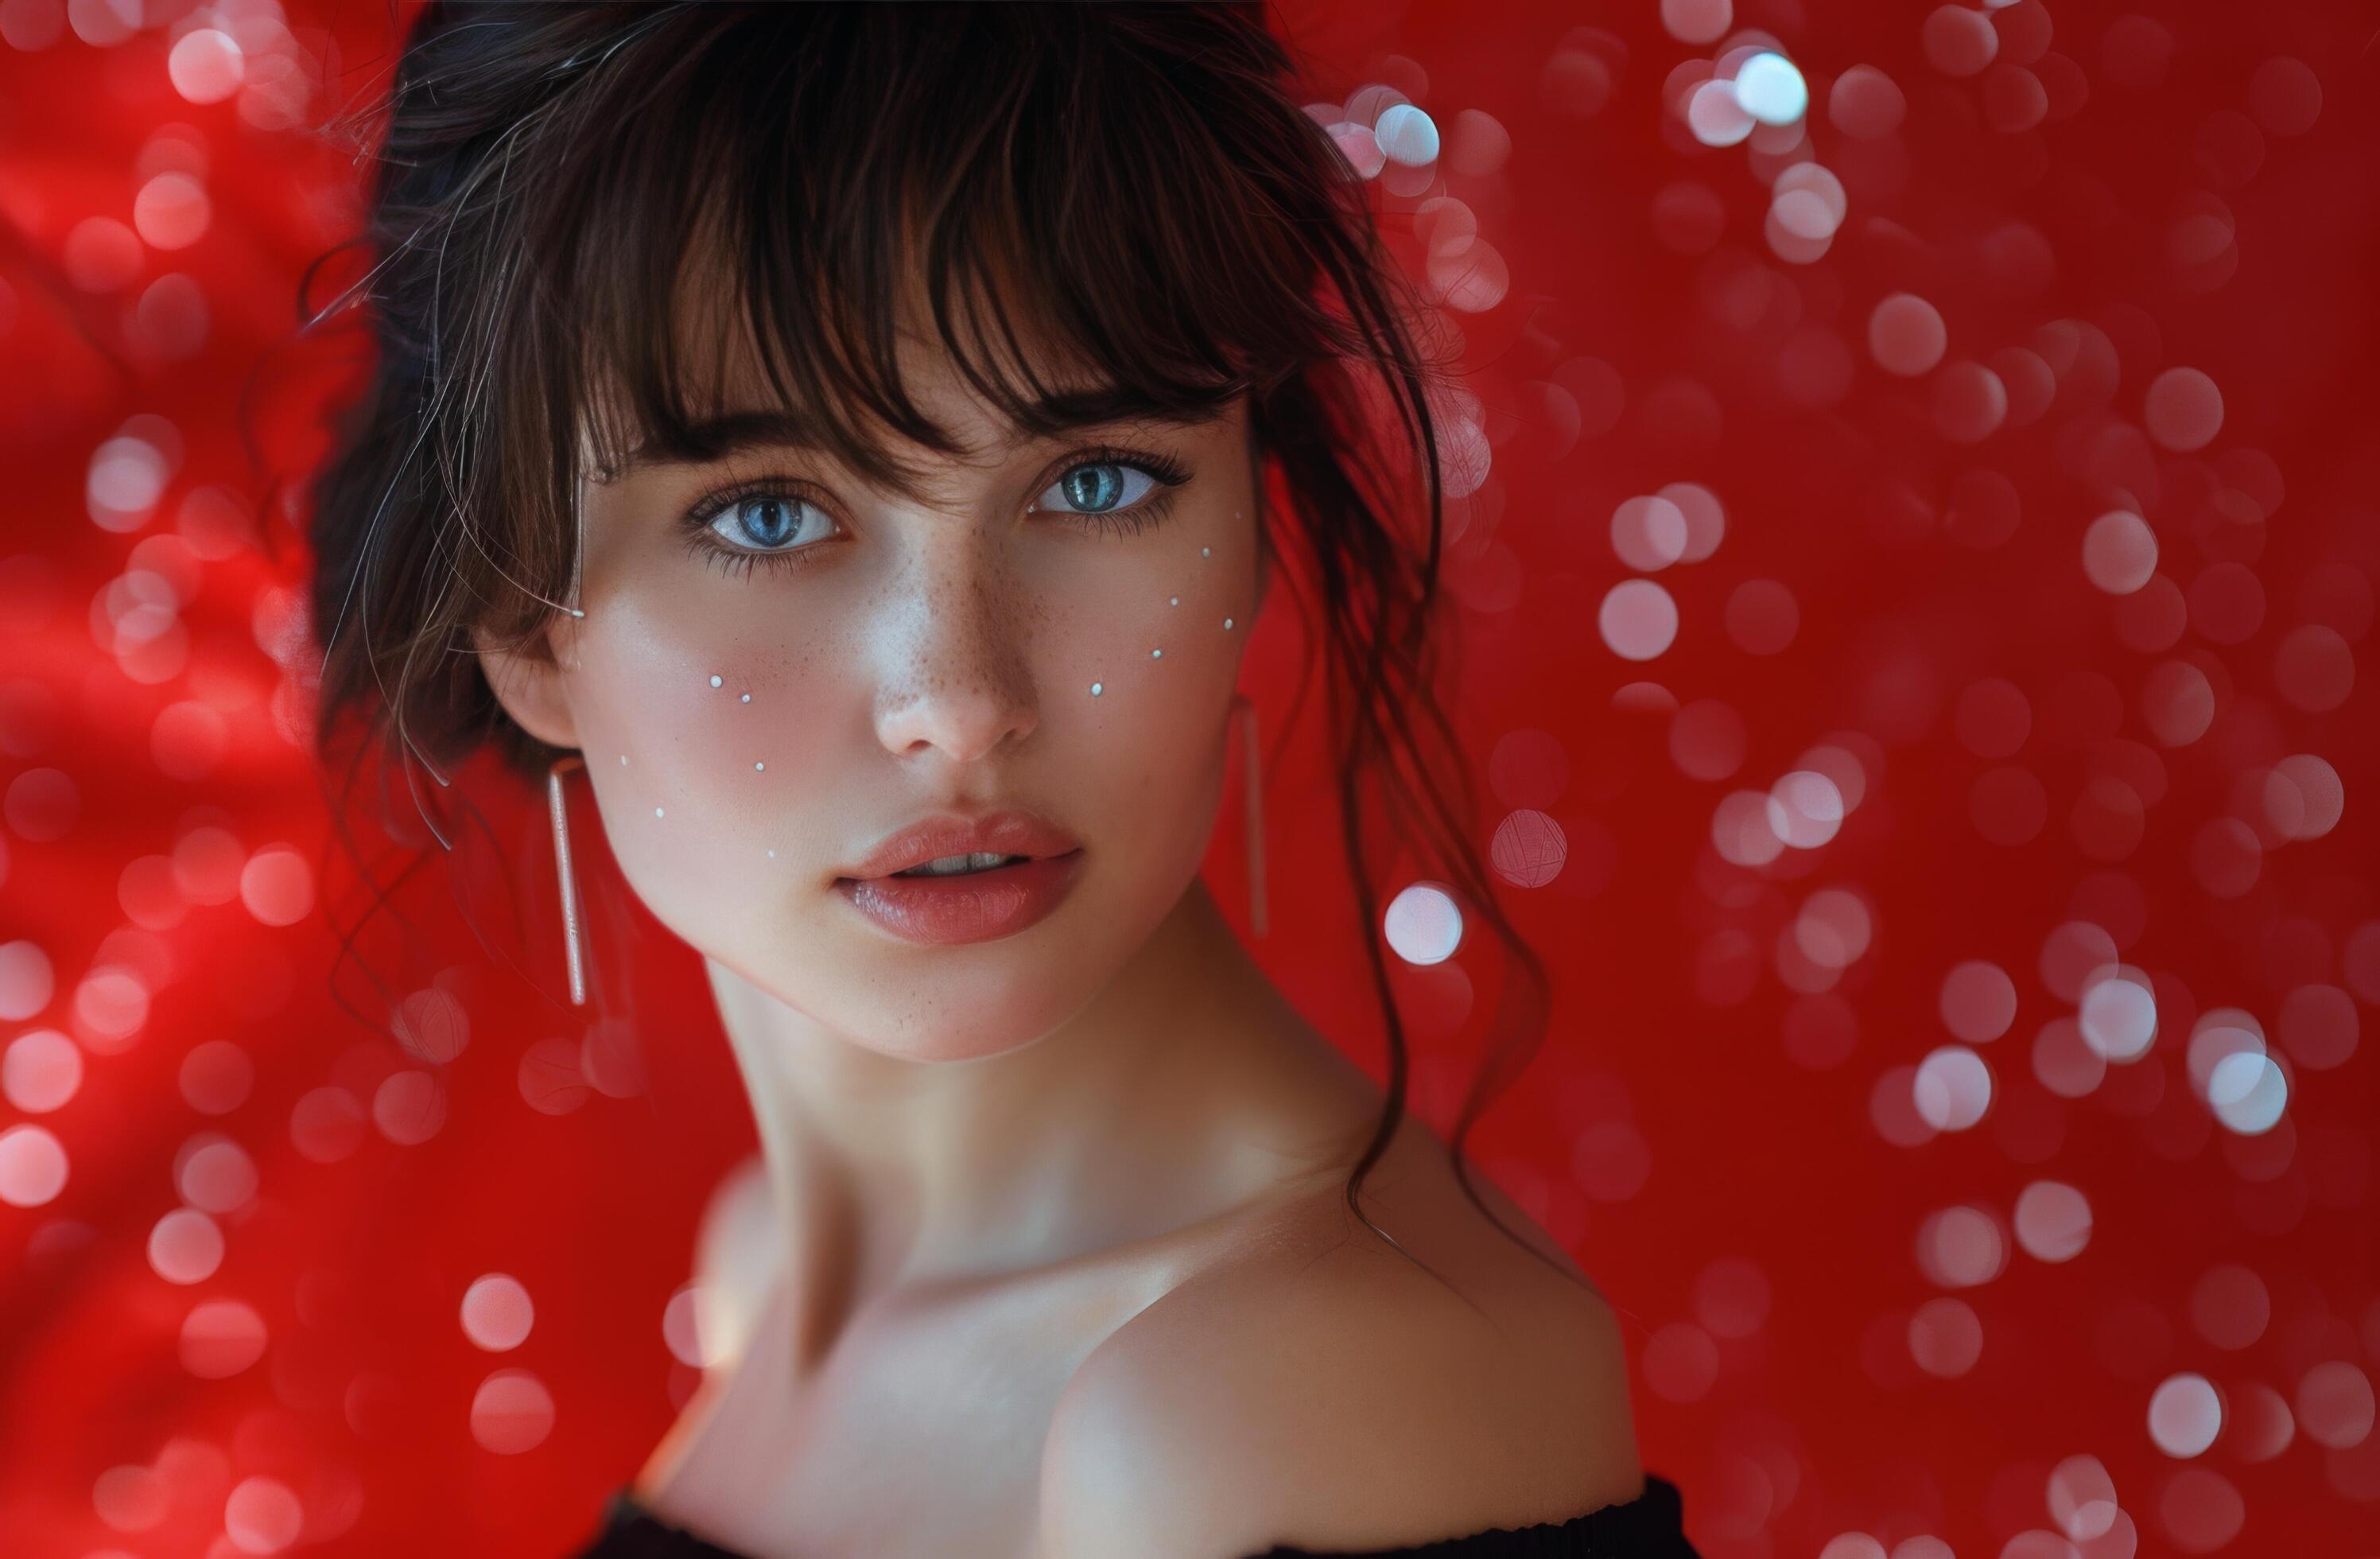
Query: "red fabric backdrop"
2 1 2375 1554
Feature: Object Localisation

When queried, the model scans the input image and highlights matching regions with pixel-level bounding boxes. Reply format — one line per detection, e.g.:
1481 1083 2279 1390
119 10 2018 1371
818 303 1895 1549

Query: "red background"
2 1 2376 1555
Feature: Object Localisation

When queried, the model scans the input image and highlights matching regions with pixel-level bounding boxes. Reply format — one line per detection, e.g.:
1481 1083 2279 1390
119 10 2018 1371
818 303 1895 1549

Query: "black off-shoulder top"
569 1472 1699 1556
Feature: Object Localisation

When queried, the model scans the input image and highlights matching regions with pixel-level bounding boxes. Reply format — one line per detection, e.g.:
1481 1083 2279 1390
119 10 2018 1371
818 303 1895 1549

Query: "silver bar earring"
548 754 588 1006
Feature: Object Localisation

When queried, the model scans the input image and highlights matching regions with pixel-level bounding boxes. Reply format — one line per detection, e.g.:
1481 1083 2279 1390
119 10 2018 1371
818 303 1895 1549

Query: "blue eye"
1033 449 1194 537
708 494 823 552
1038 461 1159 515
681 485 839 578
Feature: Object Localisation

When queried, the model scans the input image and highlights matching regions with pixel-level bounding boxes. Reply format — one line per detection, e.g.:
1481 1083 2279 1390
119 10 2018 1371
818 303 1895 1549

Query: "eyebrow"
613 387 1229 478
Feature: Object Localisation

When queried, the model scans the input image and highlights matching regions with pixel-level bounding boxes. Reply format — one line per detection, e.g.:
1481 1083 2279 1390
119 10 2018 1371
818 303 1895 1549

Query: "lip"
834 849 1085 946
836 809 1083 881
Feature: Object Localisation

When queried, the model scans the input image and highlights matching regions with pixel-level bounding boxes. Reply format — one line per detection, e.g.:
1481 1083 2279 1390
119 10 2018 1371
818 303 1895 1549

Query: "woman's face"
477 317 1266 1063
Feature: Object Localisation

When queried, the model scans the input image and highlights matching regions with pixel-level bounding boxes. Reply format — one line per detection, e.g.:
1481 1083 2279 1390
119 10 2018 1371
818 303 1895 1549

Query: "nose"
871 540 1039 766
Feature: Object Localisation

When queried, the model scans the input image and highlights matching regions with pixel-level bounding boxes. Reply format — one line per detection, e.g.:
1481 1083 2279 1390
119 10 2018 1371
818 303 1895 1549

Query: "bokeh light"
0 2 2371 1554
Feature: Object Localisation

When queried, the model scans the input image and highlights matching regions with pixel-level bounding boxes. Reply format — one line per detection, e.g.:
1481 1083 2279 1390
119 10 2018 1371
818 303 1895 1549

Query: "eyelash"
678 445 1194 579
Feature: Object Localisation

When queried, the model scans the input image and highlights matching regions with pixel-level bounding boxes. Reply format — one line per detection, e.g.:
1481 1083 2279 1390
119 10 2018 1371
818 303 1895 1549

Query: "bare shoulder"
1036 1165 1645 1559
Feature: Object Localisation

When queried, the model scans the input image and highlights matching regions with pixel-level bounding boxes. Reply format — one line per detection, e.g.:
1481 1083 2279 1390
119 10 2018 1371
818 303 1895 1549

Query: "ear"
471 621 580 751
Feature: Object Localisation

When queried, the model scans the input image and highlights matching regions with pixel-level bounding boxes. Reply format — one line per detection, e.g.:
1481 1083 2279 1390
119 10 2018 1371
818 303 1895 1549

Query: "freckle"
1225 617 1234 630
709 675 722 688
1090 682 1103 696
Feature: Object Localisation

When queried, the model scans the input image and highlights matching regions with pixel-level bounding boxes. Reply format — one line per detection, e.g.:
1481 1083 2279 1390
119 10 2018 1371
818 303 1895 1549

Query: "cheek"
1055 528 1250 855
557 594 849 936
1060 526 1247 708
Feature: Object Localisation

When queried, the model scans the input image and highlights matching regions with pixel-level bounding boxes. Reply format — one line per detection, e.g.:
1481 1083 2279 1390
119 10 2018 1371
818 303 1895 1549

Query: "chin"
829 958 1110 1064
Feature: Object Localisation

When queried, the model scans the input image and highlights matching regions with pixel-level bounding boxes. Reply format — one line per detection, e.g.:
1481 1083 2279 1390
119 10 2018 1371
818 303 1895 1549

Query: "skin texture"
476 285 1644 1557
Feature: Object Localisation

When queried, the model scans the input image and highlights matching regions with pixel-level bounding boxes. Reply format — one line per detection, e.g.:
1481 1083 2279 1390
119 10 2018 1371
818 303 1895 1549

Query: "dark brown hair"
305 1 1579 1303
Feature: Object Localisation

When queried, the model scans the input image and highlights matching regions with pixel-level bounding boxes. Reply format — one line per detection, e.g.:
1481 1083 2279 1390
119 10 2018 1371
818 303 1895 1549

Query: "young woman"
305 4 1698 1555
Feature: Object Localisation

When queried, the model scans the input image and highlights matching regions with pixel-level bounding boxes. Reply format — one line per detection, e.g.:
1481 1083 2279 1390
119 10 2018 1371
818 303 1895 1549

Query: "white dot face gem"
740 693 751 703
619 755 627 764
754 762 764 771
1225 618 1234 629
1151 648 1163 659
1170 597 1179 606
709 675 722 688
1090 682 1103 696
1202 546 1210 557
766 849 775 859
654 807 665 818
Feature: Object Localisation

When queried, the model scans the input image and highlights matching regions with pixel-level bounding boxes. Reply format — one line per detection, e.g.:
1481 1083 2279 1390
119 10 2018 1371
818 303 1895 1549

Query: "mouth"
837 847 1089 885
866 851 1049 881
832 847 1081 888
833 848 1086 946
835 808 1083 884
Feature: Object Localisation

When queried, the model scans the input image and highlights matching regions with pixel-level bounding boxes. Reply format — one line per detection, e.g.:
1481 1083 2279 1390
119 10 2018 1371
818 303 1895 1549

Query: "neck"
704 877 1384 1304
